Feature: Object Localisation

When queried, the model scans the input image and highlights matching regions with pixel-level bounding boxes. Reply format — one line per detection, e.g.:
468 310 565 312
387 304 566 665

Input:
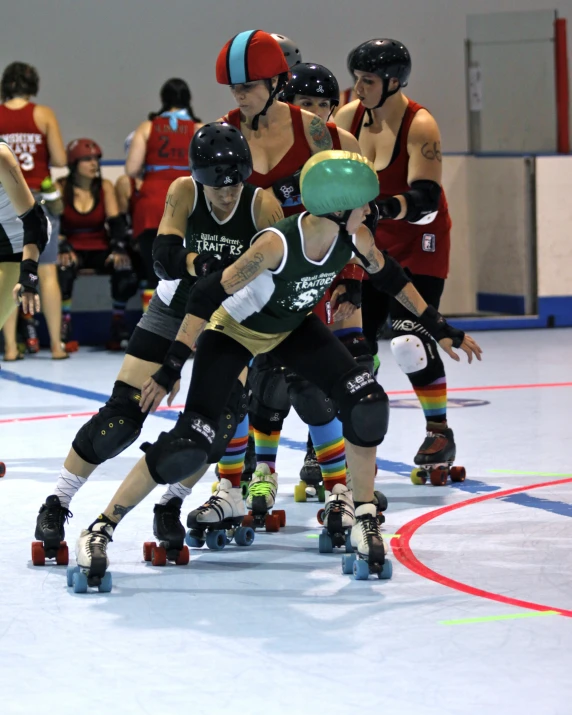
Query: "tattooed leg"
102 456 157 523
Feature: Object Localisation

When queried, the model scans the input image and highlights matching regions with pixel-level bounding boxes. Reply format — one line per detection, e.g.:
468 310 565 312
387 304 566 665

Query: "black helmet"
349 39 411 110
271 33 302 69
189 123 252 187
281 63 340 108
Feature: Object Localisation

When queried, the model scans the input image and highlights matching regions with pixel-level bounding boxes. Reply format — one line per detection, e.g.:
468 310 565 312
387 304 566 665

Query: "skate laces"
249 474 276 498
43 503 73 529
359 513 381 540
86 529 111 556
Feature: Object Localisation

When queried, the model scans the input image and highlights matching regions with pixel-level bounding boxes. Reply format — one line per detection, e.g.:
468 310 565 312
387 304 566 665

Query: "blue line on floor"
502 493 572 518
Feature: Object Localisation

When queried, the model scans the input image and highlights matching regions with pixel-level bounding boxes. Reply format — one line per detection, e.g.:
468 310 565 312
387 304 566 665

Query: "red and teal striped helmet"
216 30 289 85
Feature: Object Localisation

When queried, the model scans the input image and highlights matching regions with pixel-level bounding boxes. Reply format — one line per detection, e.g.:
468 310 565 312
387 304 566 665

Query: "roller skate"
18 310 40 353
294 436 325 503
243 464 285 532
212 434 256 498
341 503 392 581
186 478 255 551
344 470 387 525
67 516 115 593
410 422 466 486
318 484 355 553
0 462 5 478
61 313 79 353
31 495 72 566
143 497 190 566
106 313 130 352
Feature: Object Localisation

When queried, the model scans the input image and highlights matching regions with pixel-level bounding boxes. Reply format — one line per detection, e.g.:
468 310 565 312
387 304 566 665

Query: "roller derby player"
32 123 283 573
336 39 466 486
72 151 481 588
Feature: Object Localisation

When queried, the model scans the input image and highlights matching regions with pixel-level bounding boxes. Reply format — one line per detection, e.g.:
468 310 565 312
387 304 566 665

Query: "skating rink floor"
1 328 571 715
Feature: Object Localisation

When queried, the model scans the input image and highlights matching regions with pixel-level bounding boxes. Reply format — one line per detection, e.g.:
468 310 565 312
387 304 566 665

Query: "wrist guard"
152 340 193 393
419 305 465 347
335 278 362 308
18 258 39 296
108 215 128 253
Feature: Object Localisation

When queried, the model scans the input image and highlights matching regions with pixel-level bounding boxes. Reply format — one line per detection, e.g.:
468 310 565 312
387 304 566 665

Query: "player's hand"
106 251 132 271
140 376 168 413
438 334 482 364
331 285 357 322
13 283 41 314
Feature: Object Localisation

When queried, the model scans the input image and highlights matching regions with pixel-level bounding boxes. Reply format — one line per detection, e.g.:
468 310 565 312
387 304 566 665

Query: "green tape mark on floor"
440 610 560 625
306 534 320 539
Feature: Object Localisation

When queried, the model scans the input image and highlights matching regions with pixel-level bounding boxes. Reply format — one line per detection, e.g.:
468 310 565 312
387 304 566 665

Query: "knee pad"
248 354 291 425
207 380 248 463
72 381 147 465
287 373 336 426
332 367 389 447
58 263 77 301
390 333 443 385
338 331 374 375
112 269 139 303
143 411 216 484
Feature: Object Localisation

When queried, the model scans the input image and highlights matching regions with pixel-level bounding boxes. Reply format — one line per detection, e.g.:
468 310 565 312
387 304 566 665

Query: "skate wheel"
143 541 155 562
65 340 79 353
175 546 190 565
234 526 255 547
151 545 167 566
67 565 78 587
345 533 354 553
264 513 280 533
206 530 226 551
293 482 308 502
0 462 5 478
430 468 448 487
56 542 69 566
211 481 219 494
185 532 205 549
316 508 325 526
241 514 254 528
273 509 286 528
98 572 113 593
73 570 88 593
410 468 428 485
353 559 370 580
374 490 388 512
377 559 393 580
341 553 356 575
317 485 326 503
31 541 46 566
450 466 466 483
318 532 333 554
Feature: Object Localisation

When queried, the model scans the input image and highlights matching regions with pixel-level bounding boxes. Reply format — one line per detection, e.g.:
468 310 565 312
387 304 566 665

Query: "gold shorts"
206 307 291 356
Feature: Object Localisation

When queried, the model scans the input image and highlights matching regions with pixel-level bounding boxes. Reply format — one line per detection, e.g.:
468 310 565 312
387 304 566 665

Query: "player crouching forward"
73 151 481 587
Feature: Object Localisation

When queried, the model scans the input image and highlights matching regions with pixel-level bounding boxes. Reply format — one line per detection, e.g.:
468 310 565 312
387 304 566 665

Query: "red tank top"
61 184 108 251
225 104 312 217
0 103 50 191
350 100 451 278
327 122 342 150
144 115 196 183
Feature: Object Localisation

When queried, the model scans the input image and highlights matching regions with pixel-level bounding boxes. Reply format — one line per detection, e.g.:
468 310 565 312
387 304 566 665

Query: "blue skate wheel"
234 526 255 547
341 553 356 575
98 572 113 593
345 533 354 553
377 559 393 580
318 531 333 554
353 559 370 580
66 565 78 588
72 570 88 593
185 531 205 549
206 530 226 551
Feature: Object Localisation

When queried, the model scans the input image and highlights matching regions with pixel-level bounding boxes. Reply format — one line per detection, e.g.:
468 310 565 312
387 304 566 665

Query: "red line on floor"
391 477 572 617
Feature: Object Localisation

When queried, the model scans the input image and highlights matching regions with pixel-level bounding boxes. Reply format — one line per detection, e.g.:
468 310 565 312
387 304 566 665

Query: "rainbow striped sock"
309 418 346 488
253 428 281 473
62 299 72 314
217 414 249 488
413 376 447 423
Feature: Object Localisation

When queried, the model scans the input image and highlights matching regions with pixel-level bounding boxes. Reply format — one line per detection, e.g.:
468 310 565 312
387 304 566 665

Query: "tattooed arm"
253 189 284 230
407 109 443 185
220 231 284 293
301 111 334 154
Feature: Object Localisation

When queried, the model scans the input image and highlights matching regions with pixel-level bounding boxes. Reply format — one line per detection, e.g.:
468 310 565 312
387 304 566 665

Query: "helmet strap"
364 77 399 127
251 74 289 131
319 210 371 268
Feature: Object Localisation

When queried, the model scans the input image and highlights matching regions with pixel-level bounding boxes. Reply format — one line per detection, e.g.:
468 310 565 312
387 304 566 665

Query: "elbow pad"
152 234 190 281
403 180 441 225
368 253 410 297
20 203 49 252
185 270 229 321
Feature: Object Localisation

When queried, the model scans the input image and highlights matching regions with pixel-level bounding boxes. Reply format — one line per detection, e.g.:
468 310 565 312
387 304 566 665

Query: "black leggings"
186 314 357 423
361 273 445 354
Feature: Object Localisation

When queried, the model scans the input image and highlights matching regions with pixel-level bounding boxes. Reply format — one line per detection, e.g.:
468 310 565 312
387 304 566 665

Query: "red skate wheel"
0 462 5 478
265 514 280 533
273 510 286 528
316 508 325 525
176 546 190 566
31 541 45 566
143 542 155 562
65 340 79 353
242 515 254 528
151 545 167 566
450 466 466 483
430 468 448 487
55 542 69 566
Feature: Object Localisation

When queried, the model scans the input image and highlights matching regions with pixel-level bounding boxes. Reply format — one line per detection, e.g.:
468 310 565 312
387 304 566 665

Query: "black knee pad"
332 367 389 447
390 326 445 387
112 269 139 303
143 410 216 484
207 380 248 463
338 331 374 375
72 381 147 465
248 354 291 425
58 263 78 301
287 372 336 427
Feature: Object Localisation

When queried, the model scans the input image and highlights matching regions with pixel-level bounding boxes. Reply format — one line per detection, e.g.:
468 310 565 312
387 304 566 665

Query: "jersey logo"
422 233 435 252
317 85 325 94
292 288 320 310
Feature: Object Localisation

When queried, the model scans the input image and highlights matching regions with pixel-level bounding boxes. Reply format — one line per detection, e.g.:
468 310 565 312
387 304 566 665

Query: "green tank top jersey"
163 179 259 318
222 212 355 334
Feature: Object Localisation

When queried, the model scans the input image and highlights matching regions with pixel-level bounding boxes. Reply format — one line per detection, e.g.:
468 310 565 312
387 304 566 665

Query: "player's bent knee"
287 374 336 426
207 380 248 463
333 367 389 447
72 381 146 465
248 355 291 423
390 333 443 384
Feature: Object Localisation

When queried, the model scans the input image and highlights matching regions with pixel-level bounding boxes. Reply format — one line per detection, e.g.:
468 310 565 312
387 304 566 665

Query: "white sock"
159 482 193 505
53 466 88 508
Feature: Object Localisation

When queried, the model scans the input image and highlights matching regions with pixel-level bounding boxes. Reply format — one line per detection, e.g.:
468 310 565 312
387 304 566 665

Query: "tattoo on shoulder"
222 252 264 290
309 116 333 151
164 192 178 217
395 289 422 316
112 504 134 519
421 142 442 162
